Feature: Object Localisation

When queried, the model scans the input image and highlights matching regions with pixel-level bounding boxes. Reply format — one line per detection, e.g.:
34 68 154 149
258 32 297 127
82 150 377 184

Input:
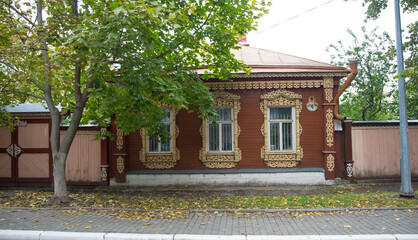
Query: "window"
208 108 233 152
199 91 242 168
268 107 295 152
140 106 180 169
148 109 172 153
260 90 303 168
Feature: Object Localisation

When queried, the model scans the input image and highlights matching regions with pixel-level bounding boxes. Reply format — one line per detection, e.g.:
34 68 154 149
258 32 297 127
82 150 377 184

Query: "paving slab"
0 207 417 239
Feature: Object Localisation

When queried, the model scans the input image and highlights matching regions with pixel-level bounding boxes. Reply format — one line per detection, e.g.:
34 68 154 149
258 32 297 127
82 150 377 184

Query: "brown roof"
196 45 351 75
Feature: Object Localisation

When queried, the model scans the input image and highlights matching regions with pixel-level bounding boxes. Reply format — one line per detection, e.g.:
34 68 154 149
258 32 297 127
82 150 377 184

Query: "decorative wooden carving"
323 77 334 103
326 109 334 148
12 119 27 127
346 163 353 177
199 91 242 168
116 156 124 174
326 154 335 172
230 72 348 79
139 105 180 169
116 128 124 150
207 80 323 91
260 90 303 168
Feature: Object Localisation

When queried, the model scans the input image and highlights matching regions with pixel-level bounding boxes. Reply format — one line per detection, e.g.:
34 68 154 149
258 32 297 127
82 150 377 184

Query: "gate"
0 119 52 184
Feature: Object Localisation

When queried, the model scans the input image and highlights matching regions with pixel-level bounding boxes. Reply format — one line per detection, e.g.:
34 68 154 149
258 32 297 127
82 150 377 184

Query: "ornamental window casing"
199 91 242 168
139 105 180 169
260 89 303 168
268 107 296 152
208 108 234 153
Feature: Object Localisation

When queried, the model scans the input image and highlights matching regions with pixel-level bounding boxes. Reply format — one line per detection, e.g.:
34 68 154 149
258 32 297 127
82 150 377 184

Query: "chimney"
238 34 247 43
238 34 249 46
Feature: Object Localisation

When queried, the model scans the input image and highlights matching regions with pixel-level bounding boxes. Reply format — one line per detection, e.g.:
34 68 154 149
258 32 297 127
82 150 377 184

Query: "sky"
246 0 417 64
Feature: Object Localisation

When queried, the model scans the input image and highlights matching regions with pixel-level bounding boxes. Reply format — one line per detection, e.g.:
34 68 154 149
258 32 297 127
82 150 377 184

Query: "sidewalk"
0 207 417 239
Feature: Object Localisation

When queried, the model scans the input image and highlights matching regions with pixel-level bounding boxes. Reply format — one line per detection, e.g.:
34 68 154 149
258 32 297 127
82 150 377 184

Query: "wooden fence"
1 122 108 185
61 127 105 184
351 121 418 179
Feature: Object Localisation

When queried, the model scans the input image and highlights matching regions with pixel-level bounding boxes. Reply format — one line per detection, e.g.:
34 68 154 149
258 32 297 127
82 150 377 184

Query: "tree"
361 0 418 119
0 0 269 204
327 27 397 121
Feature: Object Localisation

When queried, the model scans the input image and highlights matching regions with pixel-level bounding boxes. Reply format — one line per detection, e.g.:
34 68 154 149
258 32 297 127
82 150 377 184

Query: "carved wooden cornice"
230 72 348 79
206 80 323 90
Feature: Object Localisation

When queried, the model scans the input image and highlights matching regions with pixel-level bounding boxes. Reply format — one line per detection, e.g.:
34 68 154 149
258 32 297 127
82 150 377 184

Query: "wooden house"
109 45 357 186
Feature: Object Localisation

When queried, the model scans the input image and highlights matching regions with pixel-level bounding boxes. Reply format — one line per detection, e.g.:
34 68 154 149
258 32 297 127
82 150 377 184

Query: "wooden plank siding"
352 126 418 178
126 85 325 170
62 131 102 182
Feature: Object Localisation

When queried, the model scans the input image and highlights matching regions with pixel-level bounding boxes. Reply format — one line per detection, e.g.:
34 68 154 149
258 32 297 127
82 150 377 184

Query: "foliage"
361 0 418 119
0 0 269 203
0 187 417 211
327 27 397 121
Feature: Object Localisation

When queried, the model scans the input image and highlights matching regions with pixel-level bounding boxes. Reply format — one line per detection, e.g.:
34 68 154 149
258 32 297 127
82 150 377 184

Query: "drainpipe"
333 60 358 120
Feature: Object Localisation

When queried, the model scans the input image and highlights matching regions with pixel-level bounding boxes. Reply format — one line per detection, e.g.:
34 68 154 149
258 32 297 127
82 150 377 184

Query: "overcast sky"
246 0 416 64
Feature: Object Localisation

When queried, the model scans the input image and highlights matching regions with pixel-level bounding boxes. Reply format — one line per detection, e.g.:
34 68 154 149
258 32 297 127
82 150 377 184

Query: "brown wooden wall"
352 124 418 179
126 79 327 170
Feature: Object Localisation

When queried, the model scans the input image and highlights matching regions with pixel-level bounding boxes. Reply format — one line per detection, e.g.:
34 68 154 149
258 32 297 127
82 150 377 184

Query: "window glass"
162 109 171 122
270 107 292 120
221 124 232 151
216 108 232 121
149 137 159 152
268 107 294 151
147 109 172 153
209 124 219 151
282 122 293 150
209 107 233 152
270 122 280 151
160 124 171 152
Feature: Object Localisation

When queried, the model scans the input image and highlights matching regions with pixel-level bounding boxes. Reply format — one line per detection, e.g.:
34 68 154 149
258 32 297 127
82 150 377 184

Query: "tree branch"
1 0 36 26
1 89 45 100
362 96 375 121
29 78 45 92
0 61 45 92
0 60 19 72
156 9 213 59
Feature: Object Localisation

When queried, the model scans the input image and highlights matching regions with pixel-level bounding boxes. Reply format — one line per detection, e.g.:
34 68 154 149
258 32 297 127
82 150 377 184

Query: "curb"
1 231 418 240
1 206 417 213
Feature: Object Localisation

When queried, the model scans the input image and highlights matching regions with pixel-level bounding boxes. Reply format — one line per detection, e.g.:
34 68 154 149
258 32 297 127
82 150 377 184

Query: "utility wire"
249 0 337 38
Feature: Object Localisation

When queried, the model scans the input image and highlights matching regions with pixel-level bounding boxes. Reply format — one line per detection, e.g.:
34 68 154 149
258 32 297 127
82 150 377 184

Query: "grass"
0 187 417 210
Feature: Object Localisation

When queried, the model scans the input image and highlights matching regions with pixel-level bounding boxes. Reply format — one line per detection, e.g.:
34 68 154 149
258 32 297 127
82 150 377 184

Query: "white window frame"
207 107 234 153
267 106 296 153
146 109 173 153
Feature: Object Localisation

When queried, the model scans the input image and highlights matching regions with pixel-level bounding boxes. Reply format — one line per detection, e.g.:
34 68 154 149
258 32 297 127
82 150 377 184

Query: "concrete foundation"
110 168 332 187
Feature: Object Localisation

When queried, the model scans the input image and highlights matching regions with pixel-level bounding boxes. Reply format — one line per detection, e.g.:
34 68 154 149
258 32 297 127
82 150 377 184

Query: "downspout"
333 60 358 120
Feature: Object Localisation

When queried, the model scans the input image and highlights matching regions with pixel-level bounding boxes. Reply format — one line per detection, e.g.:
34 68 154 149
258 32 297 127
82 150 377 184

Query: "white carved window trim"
199 91 241 169
267 107 296 152
260 89 303 168
140 106 180 169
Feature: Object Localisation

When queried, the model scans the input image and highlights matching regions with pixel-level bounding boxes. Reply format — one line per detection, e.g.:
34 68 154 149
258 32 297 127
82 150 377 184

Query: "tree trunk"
49 152 71 204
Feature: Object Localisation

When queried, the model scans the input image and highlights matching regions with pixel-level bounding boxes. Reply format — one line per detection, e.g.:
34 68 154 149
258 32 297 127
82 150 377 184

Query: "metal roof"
5 103 61 113
195 45 351 75
5 103 49 113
